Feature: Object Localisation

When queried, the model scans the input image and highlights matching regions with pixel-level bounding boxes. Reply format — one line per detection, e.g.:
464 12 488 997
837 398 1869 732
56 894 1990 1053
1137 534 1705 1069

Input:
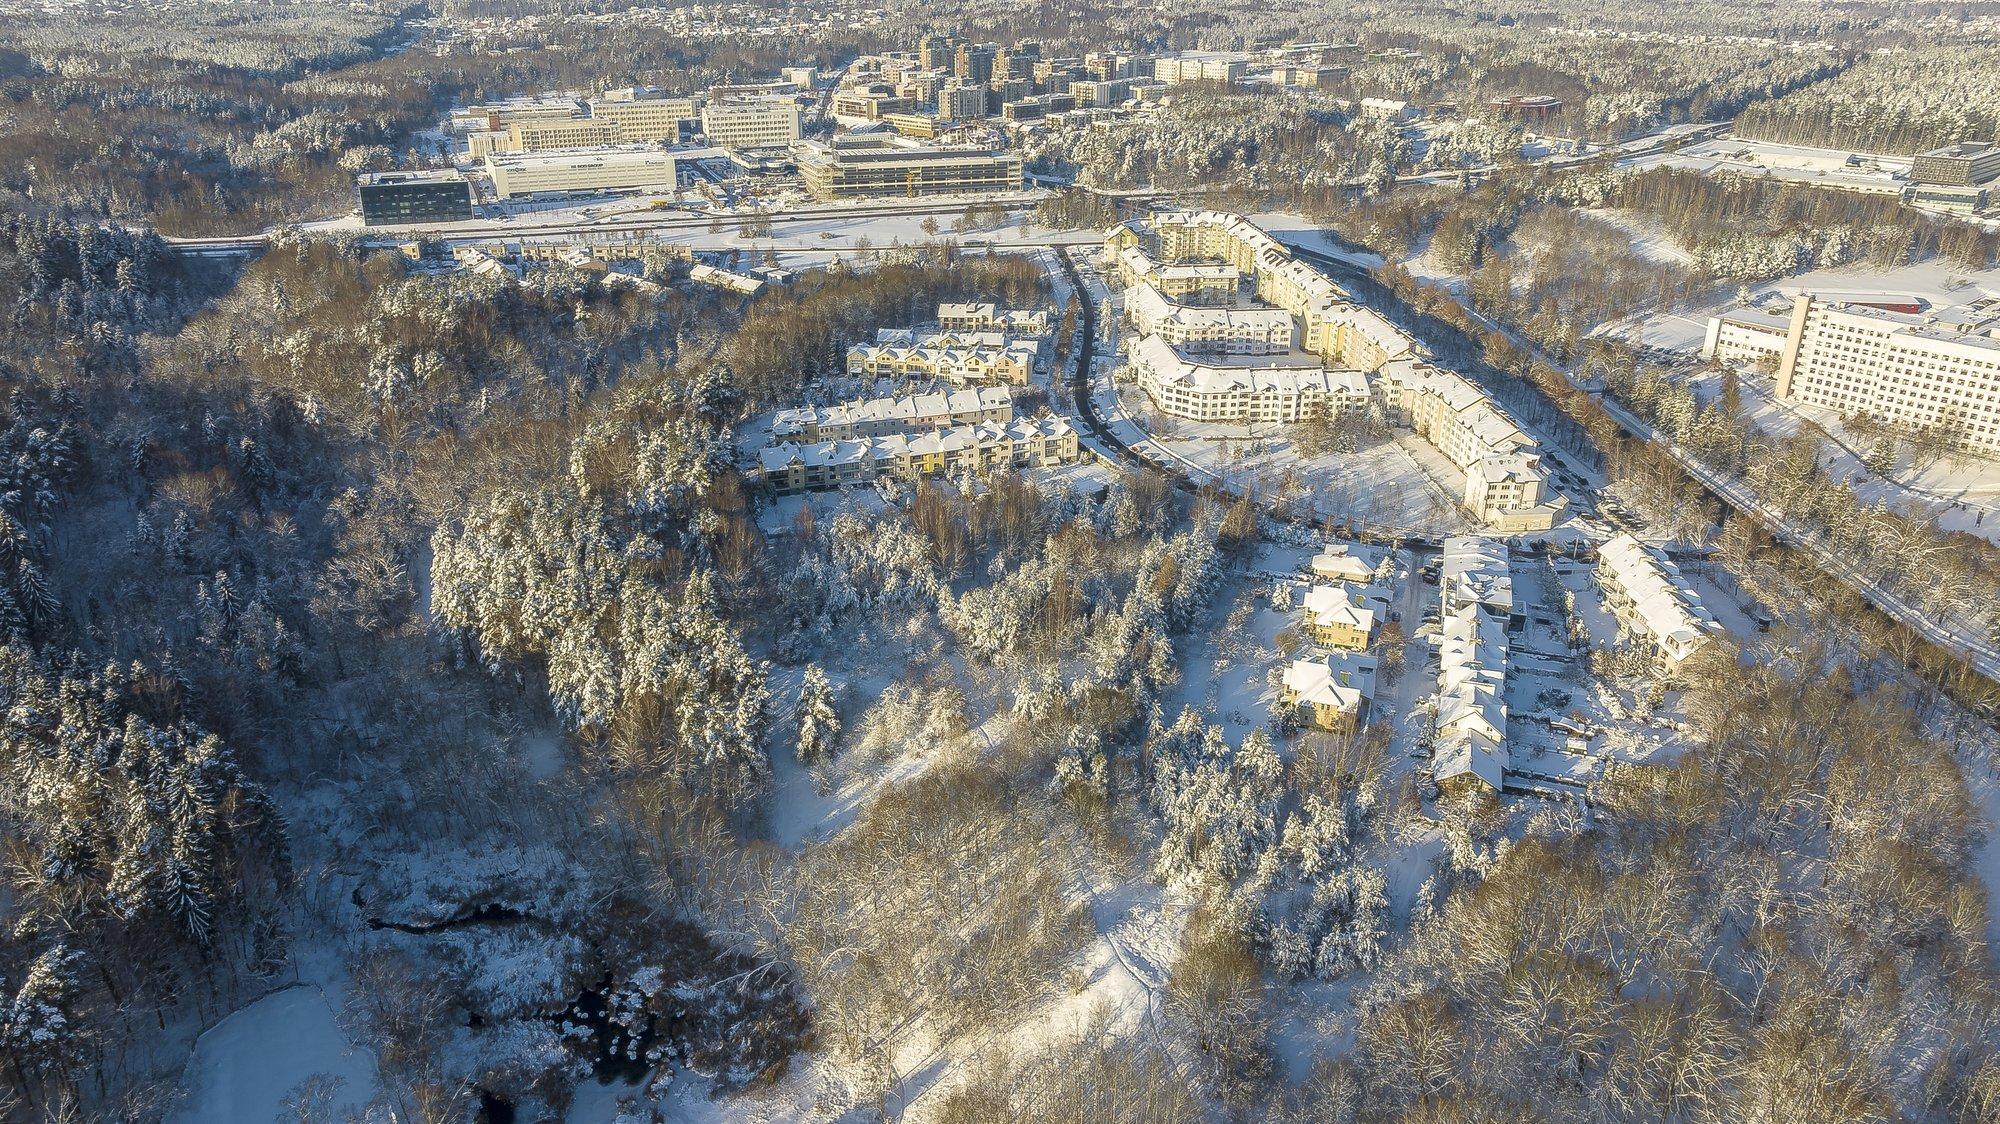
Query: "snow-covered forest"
4 0 2000 1120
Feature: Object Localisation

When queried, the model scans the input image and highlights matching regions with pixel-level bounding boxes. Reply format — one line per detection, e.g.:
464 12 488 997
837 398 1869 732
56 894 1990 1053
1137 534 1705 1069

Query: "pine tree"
795 665 841 769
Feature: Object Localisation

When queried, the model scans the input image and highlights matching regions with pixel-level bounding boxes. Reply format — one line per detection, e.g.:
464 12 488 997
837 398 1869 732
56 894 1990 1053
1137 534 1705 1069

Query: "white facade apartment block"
772 386 1013 442
700 98 802 149
757 417 1078 493
1125 281 1295 354
1775 294 2000 452
1595 534 1720 664
938 302 1050 335
1130 332 1367 424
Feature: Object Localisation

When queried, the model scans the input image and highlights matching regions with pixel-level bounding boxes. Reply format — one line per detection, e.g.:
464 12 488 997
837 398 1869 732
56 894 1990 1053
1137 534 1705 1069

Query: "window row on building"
771 386 1014 443
756 417 1079 493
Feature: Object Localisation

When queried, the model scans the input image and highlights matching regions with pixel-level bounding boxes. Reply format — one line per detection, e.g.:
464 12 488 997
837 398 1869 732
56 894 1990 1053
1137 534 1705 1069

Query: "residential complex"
1107 211 1565 530
1129 333 1369 424
758 417 1078 493
1125 281 1295 354
847 329 1040 386
794 134 1023 199
756 385 1075 493
1433 536 1513 798
1702 291 2000 453
772 386 1014 442
938 303 1050 335
484 147 679 199
1595 535 1721 665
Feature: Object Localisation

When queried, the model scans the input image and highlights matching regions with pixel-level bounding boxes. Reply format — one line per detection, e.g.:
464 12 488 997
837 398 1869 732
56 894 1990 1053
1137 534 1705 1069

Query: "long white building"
1105 211 1566 530
485 147 678 199
1377 359 1564 532
1433 536 1512 798
1125 280 1295 354
772 386 1013 442
1595 535 1720 665
758 416 1078 493
847 330 1040 385
1129 333 1368 424
1702 292 2000 453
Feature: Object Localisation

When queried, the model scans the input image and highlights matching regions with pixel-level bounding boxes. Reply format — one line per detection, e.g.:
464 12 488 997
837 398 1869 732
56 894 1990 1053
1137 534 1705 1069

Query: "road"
1419 274 2000 683
161 195 1051 254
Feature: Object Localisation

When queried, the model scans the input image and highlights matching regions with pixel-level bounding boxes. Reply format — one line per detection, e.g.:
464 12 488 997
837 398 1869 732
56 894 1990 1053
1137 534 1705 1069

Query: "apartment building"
1595 534 1720 665
938 80 990 121
794 134 1023 200
772 386 1014 443
484 147 678 199
846 332 1040 385
1301 583 1376 651
937 302 1051 335
700 98 801 150
1704 292 2000 453
1125 281 1295 354
1153 54 1248 85
1108 243 1242 301
1130 332 1369 424
1433 536 1512 798
1377 358 1563 531
758 416 1078 493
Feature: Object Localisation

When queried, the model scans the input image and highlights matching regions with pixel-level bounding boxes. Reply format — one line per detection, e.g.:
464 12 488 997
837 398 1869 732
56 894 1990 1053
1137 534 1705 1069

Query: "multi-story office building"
1911 142 2000 188
484 147 678 199
456 96 583 132
505 118 622 153
794 134 1022 199
700 98 801 150
587 95 703 143
356 171 474 226
1595 535 1720 665
1129 333 1369 424
1703 292 2000 452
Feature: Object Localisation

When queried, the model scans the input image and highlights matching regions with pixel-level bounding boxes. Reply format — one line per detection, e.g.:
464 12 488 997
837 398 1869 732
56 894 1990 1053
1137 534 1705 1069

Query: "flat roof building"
357 171 473 226
701 98 801 150
484 147 678 199
795 134 1023 200
1911 142 2000 188
1706 291 2000 454
587 94 704 143
507 118 622 153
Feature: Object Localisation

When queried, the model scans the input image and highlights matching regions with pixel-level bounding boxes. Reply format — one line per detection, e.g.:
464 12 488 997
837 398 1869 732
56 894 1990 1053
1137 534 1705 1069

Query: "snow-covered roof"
1597 534 1719 662
1310 549 1374 583
1302 583 1376 635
